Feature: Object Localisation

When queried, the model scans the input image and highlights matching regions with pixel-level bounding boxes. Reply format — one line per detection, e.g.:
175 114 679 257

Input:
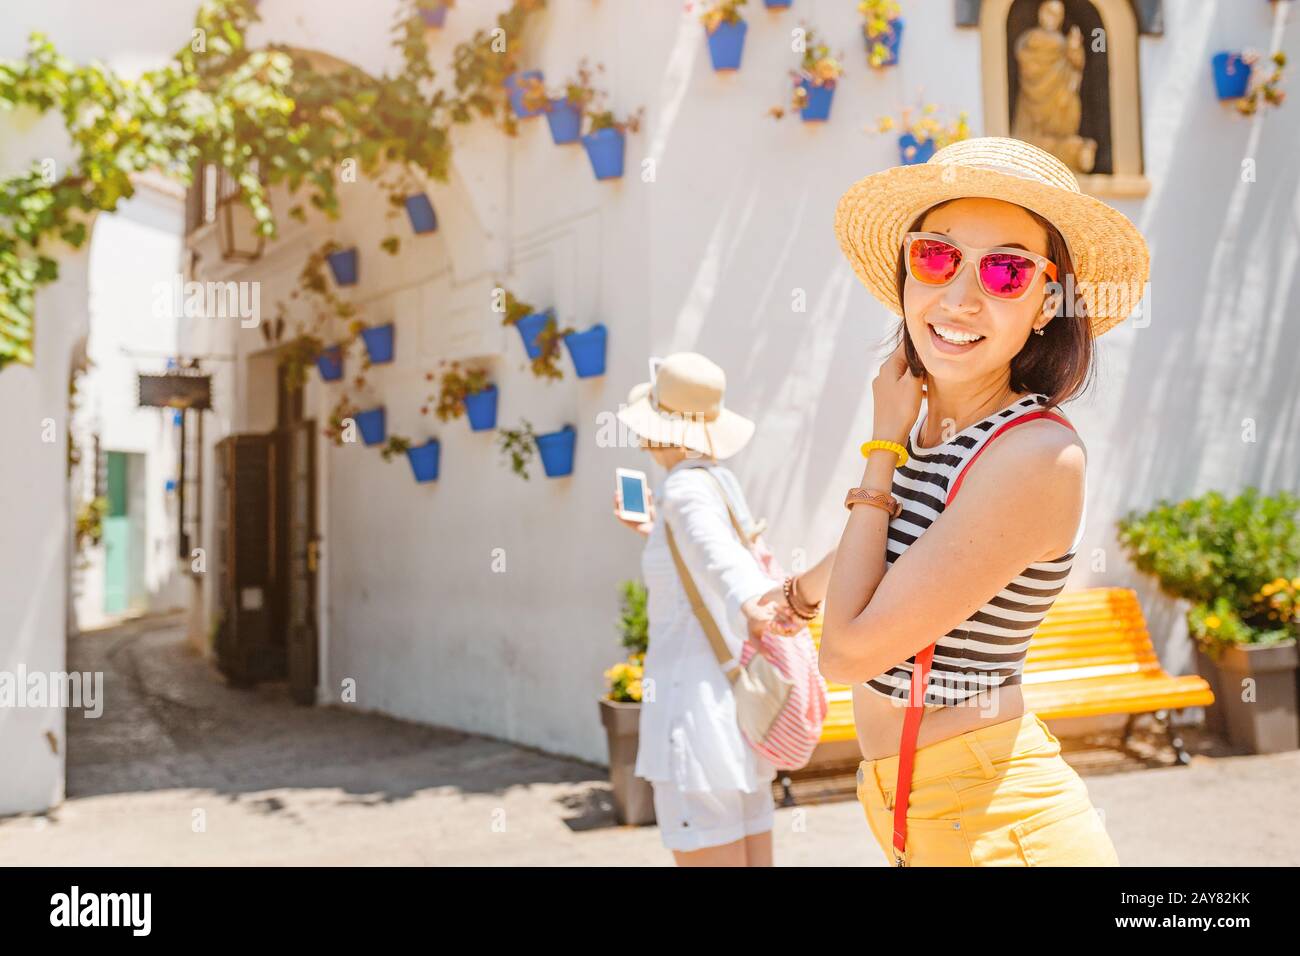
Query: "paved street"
2 615 1297 866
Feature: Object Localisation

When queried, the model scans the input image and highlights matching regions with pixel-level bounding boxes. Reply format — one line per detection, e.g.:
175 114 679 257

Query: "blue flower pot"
464 385 499 431
514 309 553 360
563 323 607 378
316 345 344 382
763 0 793 8
1212 52 1251 100
581 127 626 180
546 98 583 144
419 4 448 28
406 440 441 483
799 79 835 122
354 408 386 447
327 247 359 286
404 193 438 234
361 323 395 364
867 18 903 66
536 424 576 478
898 133 935 166
706 20 747 72
505 70 545 118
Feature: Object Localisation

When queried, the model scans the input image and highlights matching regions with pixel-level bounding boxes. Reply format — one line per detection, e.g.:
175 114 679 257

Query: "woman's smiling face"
903 197 1058 387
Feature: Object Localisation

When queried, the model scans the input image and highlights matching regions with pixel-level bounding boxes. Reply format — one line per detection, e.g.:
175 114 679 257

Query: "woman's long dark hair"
892 200 1095 411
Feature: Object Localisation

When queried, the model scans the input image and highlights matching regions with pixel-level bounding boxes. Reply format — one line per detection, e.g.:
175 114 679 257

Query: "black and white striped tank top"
864 392 1085 706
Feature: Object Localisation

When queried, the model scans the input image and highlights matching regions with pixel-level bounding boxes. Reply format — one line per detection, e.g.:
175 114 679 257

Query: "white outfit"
635 459 777 850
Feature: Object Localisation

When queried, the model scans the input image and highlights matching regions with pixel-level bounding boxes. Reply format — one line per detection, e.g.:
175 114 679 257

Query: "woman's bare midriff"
852 682 1026 760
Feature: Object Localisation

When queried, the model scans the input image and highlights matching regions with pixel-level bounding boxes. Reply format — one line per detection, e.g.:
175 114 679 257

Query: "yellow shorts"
856 711 1119 867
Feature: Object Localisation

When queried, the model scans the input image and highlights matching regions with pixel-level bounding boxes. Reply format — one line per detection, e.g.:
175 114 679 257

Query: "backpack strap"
891 409 1075 866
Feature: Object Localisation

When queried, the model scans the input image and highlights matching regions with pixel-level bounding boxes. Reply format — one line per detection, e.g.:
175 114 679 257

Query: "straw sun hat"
617 352 755 460
834 136 1150 337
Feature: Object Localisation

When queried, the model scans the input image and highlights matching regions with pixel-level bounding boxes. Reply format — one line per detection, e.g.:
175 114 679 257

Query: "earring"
1032 327 1045 336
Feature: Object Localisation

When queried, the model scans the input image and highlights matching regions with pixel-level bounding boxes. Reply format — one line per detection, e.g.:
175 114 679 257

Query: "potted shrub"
505 69 546 118
562 323 607 378
876 104 971 165
599 580 655 826
769 27 844 122
316 344 344 382
326 245 359 286
359 322 395 365
543 61 599 145
403 193 439 234
498 289 571 380
352 407 387 447
432 360 498 431
860 0 902 68
536 423 577 477
1235 50 1287 115
416 0 452 28
580 89 645 181
1118 488 1300 754
701 0 749 73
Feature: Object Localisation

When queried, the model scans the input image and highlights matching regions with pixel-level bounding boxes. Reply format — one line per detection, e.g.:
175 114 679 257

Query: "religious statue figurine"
1012 0 1098 173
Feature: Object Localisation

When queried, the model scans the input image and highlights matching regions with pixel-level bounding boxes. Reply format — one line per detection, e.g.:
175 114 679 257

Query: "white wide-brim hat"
617 352 755 460
834 136 1150 336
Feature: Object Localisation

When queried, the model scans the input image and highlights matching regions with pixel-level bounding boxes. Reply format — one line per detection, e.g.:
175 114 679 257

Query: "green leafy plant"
539 59 600 115
497 288 572 380
497 419 537 479
769 26 845 119
1236 50 1287 116
74 496 107 553
380 435 412 462
618 579 649 656
1117 488 1300 656
875 103 972 157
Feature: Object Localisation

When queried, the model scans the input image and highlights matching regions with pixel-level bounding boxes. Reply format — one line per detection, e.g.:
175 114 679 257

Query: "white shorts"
650 782 775 852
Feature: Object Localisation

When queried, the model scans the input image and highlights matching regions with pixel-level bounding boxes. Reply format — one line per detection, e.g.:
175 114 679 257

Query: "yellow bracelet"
860 439 908 467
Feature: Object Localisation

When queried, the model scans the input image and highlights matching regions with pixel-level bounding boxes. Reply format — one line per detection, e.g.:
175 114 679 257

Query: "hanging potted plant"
543 61 600 145
403 192 438 234
316 343 344 382
352 407 387 447
416 0 453 29
580 90 645 181
769 27 844 123
497 419 538 480
598 580 655 826
536 423 577 478
763 0 793 8
355 321 395 365
1234 50 1287 114
860 0 903 68
432 360 498 431
875 103 971 165
326 243 359 287
383 434 441 483
1118 488 1300 755
498 288 572 380
505 69 547 118
1211 51 1253 101
563 323 608 378
701 0 749 73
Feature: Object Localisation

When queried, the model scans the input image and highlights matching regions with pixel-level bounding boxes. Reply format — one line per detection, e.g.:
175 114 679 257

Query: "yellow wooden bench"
785 588 1214 801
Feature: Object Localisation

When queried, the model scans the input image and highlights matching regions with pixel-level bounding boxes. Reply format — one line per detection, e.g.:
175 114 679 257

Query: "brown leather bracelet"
845 487 902 519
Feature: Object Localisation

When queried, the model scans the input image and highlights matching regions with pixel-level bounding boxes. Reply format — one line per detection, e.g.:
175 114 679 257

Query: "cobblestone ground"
2 615 1297 866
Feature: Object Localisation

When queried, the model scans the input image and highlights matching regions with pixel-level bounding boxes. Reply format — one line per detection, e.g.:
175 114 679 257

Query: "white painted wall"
179 0 1300 767
0 1 199 815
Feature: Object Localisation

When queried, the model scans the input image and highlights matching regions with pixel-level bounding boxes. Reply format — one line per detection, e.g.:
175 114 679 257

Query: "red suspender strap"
890 409 1075 866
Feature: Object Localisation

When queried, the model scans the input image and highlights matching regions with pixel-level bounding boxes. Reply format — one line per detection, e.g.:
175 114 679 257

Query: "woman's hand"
742 590 802 644
871 340 926 446
612 489 655 536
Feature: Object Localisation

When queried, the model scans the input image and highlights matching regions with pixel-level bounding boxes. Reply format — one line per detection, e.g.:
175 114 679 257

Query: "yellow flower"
1205 615 1222 629
1262 583 1276 596
1291 577 1300 589
627 680 642 701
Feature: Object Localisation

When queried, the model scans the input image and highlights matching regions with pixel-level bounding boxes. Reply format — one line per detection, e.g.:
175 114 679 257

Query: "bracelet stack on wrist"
783 575 821 621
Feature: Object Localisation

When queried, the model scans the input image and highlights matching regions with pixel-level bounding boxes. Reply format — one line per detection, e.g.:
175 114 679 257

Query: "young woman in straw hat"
612 352 834 867
809 136 1149 866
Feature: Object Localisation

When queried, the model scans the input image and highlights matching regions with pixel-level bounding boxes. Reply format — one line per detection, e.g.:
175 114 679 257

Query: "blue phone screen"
620 474 646 514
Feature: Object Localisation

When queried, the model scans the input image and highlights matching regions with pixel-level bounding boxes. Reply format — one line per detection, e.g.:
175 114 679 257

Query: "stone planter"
1194 646 1226 739
598 698 655 825
1202 639 1298 753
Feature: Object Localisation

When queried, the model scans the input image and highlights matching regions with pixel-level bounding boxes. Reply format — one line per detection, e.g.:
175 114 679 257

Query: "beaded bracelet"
783 575 820 620
860 439 908 468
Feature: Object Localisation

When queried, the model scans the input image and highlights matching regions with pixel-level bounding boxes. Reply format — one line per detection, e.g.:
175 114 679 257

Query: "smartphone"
615 468 650 522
